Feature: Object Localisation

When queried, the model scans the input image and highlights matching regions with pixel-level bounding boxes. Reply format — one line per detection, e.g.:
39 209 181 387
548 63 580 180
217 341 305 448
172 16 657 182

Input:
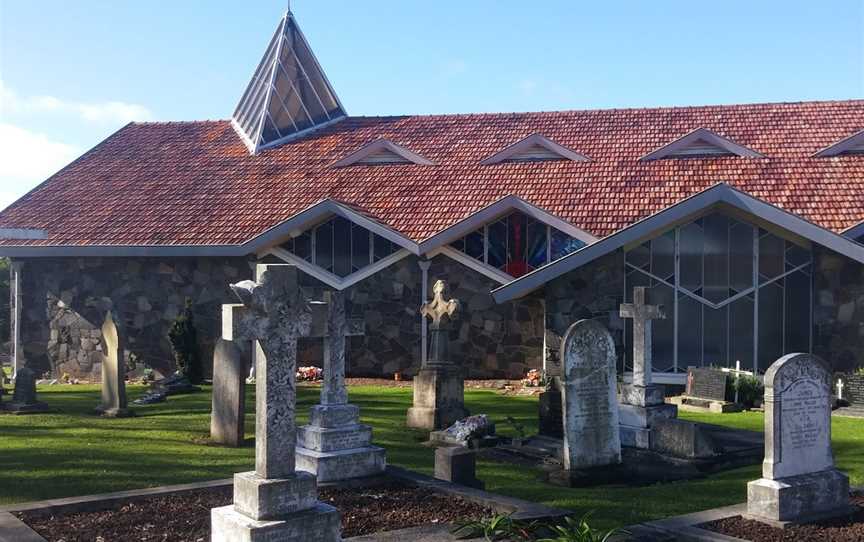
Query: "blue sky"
1 0 862 209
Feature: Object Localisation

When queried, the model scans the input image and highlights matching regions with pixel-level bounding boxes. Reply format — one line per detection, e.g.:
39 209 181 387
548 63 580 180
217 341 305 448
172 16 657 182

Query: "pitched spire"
232 11 347 154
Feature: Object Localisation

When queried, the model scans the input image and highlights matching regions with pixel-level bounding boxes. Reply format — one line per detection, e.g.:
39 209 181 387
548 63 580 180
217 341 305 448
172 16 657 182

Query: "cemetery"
1 6 864 542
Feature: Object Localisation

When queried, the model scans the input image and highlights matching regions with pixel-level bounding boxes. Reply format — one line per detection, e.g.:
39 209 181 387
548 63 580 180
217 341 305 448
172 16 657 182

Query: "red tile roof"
2 99 863 248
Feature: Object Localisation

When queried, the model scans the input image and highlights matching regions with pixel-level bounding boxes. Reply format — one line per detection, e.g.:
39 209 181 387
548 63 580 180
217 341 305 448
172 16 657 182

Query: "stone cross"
836 378 844 401
620 287 665 387
316 291 364 406
96 311 130 417
230 266 313 479
560 319 621 471
420 280 460 364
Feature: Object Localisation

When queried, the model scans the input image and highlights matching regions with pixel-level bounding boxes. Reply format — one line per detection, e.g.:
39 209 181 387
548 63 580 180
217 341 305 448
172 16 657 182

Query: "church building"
3 11 864 384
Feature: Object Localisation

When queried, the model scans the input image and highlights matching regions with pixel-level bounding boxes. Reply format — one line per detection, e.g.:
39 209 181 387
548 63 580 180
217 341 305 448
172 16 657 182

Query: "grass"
1 383 862 530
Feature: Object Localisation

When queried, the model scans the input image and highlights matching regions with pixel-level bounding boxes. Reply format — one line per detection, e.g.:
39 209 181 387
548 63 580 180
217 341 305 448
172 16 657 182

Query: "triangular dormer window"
232 11 347 155
331 139 434 167
480 134 589 165
814 129 864 157
640 128 762 161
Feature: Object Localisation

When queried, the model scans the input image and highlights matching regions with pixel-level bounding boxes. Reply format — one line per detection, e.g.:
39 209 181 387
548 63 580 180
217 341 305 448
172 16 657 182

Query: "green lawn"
1 384 862 530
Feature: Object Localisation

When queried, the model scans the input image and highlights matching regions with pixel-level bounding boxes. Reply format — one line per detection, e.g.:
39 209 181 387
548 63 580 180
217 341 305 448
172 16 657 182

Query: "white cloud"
0 123 81 205
0 80 152 124
518 79 538 95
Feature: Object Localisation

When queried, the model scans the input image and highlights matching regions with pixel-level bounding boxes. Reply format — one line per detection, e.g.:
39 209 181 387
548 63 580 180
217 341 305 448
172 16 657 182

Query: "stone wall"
14 253 544 380
297 254 545 379
542 251 625 373
14 257 253 379
813 247 864 373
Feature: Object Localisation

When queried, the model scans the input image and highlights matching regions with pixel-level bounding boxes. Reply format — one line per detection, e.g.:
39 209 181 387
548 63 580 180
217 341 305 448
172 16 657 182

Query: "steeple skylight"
232 11 347 154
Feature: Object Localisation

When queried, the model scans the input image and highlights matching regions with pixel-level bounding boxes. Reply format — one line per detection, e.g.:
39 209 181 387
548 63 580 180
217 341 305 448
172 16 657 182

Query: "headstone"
210 265 340 542
618 288 677 448
4 366 49 413
406 279 469 430
95 311 132 418
210 338 247 447
845 373 864 406
435 447 484 490
560 319 621 471
746 353 851 525
670 367 741 413
296 290 386 482
537 387 563 439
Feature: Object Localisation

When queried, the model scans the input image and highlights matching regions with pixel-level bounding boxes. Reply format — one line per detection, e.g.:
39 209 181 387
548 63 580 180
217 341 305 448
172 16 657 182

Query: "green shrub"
733 375 764 408
168 298 202 384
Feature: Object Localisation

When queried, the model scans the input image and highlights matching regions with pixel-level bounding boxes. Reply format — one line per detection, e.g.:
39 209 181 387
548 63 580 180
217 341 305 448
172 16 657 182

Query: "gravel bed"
17 480 493 541
702 495 864 541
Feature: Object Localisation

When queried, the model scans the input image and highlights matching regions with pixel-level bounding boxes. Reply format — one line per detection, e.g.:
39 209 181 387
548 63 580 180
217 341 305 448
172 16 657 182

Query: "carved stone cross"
314 291 364 406
620 286 665 387
420 279 460 364
230 266 313 480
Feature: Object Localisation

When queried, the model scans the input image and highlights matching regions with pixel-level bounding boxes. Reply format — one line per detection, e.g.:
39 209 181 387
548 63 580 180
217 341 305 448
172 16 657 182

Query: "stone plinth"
211 502 341 542
211 338 247 447
435 446 484 490
746 353 852 525
406 365 469 430
296 407 386 483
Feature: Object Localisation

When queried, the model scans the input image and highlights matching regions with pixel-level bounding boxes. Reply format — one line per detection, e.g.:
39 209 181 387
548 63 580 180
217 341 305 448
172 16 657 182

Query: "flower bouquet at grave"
522 369 542 387
296 366 323 382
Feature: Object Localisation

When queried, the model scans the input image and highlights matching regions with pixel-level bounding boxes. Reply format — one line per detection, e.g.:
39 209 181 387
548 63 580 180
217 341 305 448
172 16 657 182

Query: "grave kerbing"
296 290 386 482
406 279 469 430
746 353 851 525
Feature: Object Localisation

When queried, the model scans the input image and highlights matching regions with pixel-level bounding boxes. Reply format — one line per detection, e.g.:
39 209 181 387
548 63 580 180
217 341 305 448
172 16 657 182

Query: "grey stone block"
434 447 484 490
618 403 677 428
309 404 360 428
211 502 341 542
407 367 468 430
295 445 386 483
619 384 665 407
747 468 851 522
232 471 317 521
650 418 718 458
619 425 650 449
297 424 373 452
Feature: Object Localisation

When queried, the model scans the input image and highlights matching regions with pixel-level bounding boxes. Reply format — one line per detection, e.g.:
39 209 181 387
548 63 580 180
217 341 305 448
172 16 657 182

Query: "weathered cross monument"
618 287 676 448
746 353 851 525
551 319 621 485
407 279 469 430
296 291 386 482
95 311 132 418
211 265 341 542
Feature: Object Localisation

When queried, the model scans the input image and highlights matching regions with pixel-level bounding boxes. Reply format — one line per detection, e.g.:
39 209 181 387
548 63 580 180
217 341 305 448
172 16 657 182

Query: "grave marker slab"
210 338 247 447
670 366 742 413
746 353 851 525
4 366 49 413
560 319 621 471
95 311 132 418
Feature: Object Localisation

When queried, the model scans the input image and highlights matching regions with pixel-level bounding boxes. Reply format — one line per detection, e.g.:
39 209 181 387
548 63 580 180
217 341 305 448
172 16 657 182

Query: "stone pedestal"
406 366 469 430
212 502 341 542
618 383 677 450
435 446 484 489
747 469 851 525
296 404 386 483
537 388 563 439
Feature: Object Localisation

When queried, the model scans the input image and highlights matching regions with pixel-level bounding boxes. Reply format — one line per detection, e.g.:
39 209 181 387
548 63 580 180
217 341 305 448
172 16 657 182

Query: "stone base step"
296 445 386 483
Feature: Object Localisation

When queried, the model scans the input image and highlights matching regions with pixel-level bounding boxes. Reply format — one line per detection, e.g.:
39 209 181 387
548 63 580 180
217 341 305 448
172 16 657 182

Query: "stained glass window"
449 210 586 277
624 212 812 374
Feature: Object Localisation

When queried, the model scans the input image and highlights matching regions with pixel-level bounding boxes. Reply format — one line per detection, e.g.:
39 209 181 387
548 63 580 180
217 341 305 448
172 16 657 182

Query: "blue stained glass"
550 229 584 260
487 220 507 269
526 219 547 269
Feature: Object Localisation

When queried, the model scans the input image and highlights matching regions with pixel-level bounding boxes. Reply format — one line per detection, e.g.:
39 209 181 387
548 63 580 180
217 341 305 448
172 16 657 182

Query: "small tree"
168 298 202 384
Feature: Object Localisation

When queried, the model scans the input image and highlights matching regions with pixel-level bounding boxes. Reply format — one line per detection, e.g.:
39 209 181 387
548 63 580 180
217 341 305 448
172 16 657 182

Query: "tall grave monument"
211 266 341 542
618 287 676 448
407 280 469 430
746 353 851 525
296 291 386 482
95 311 132 418
554 319 621 485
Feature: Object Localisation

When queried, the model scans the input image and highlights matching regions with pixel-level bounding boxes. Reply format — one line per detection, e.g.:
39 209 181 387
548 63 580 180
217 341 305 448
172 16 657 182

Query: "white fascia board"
418 194 598 253
428 246 513 285
330 139 435 167
492 182 864 303
480 133 590 165
813 128 864 157
639 127 764 161
267 246 411 290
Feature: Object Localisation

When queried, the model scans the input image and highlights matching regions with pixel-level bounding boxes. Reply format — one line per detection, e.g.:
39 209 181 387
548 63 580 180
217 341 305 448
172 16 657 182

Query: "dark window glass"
785 242 810 269
651 231 675 281
758 280 784 370
332 216 351 277
465 230 484 260
550 229 584 260
729 294 755 371
626 242 650 269
759 233 784 282
314 220 333 272
729 221 754 292
526 220 547 269
450 238 465 253
650 283 675 372
679 222 703 293
351 224 370 272
374 235 397 262
784 270 811 353
292 231 311 261
487 220 507 269
702 214 729 304
677 293 702 367
702 305 728 367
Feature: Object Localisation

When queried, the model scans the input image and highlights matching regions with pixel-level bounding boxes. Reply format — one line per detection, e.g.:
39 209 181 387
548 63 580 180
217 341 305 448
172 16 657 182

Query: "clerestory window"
282 216 400 278
449 210 585 278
